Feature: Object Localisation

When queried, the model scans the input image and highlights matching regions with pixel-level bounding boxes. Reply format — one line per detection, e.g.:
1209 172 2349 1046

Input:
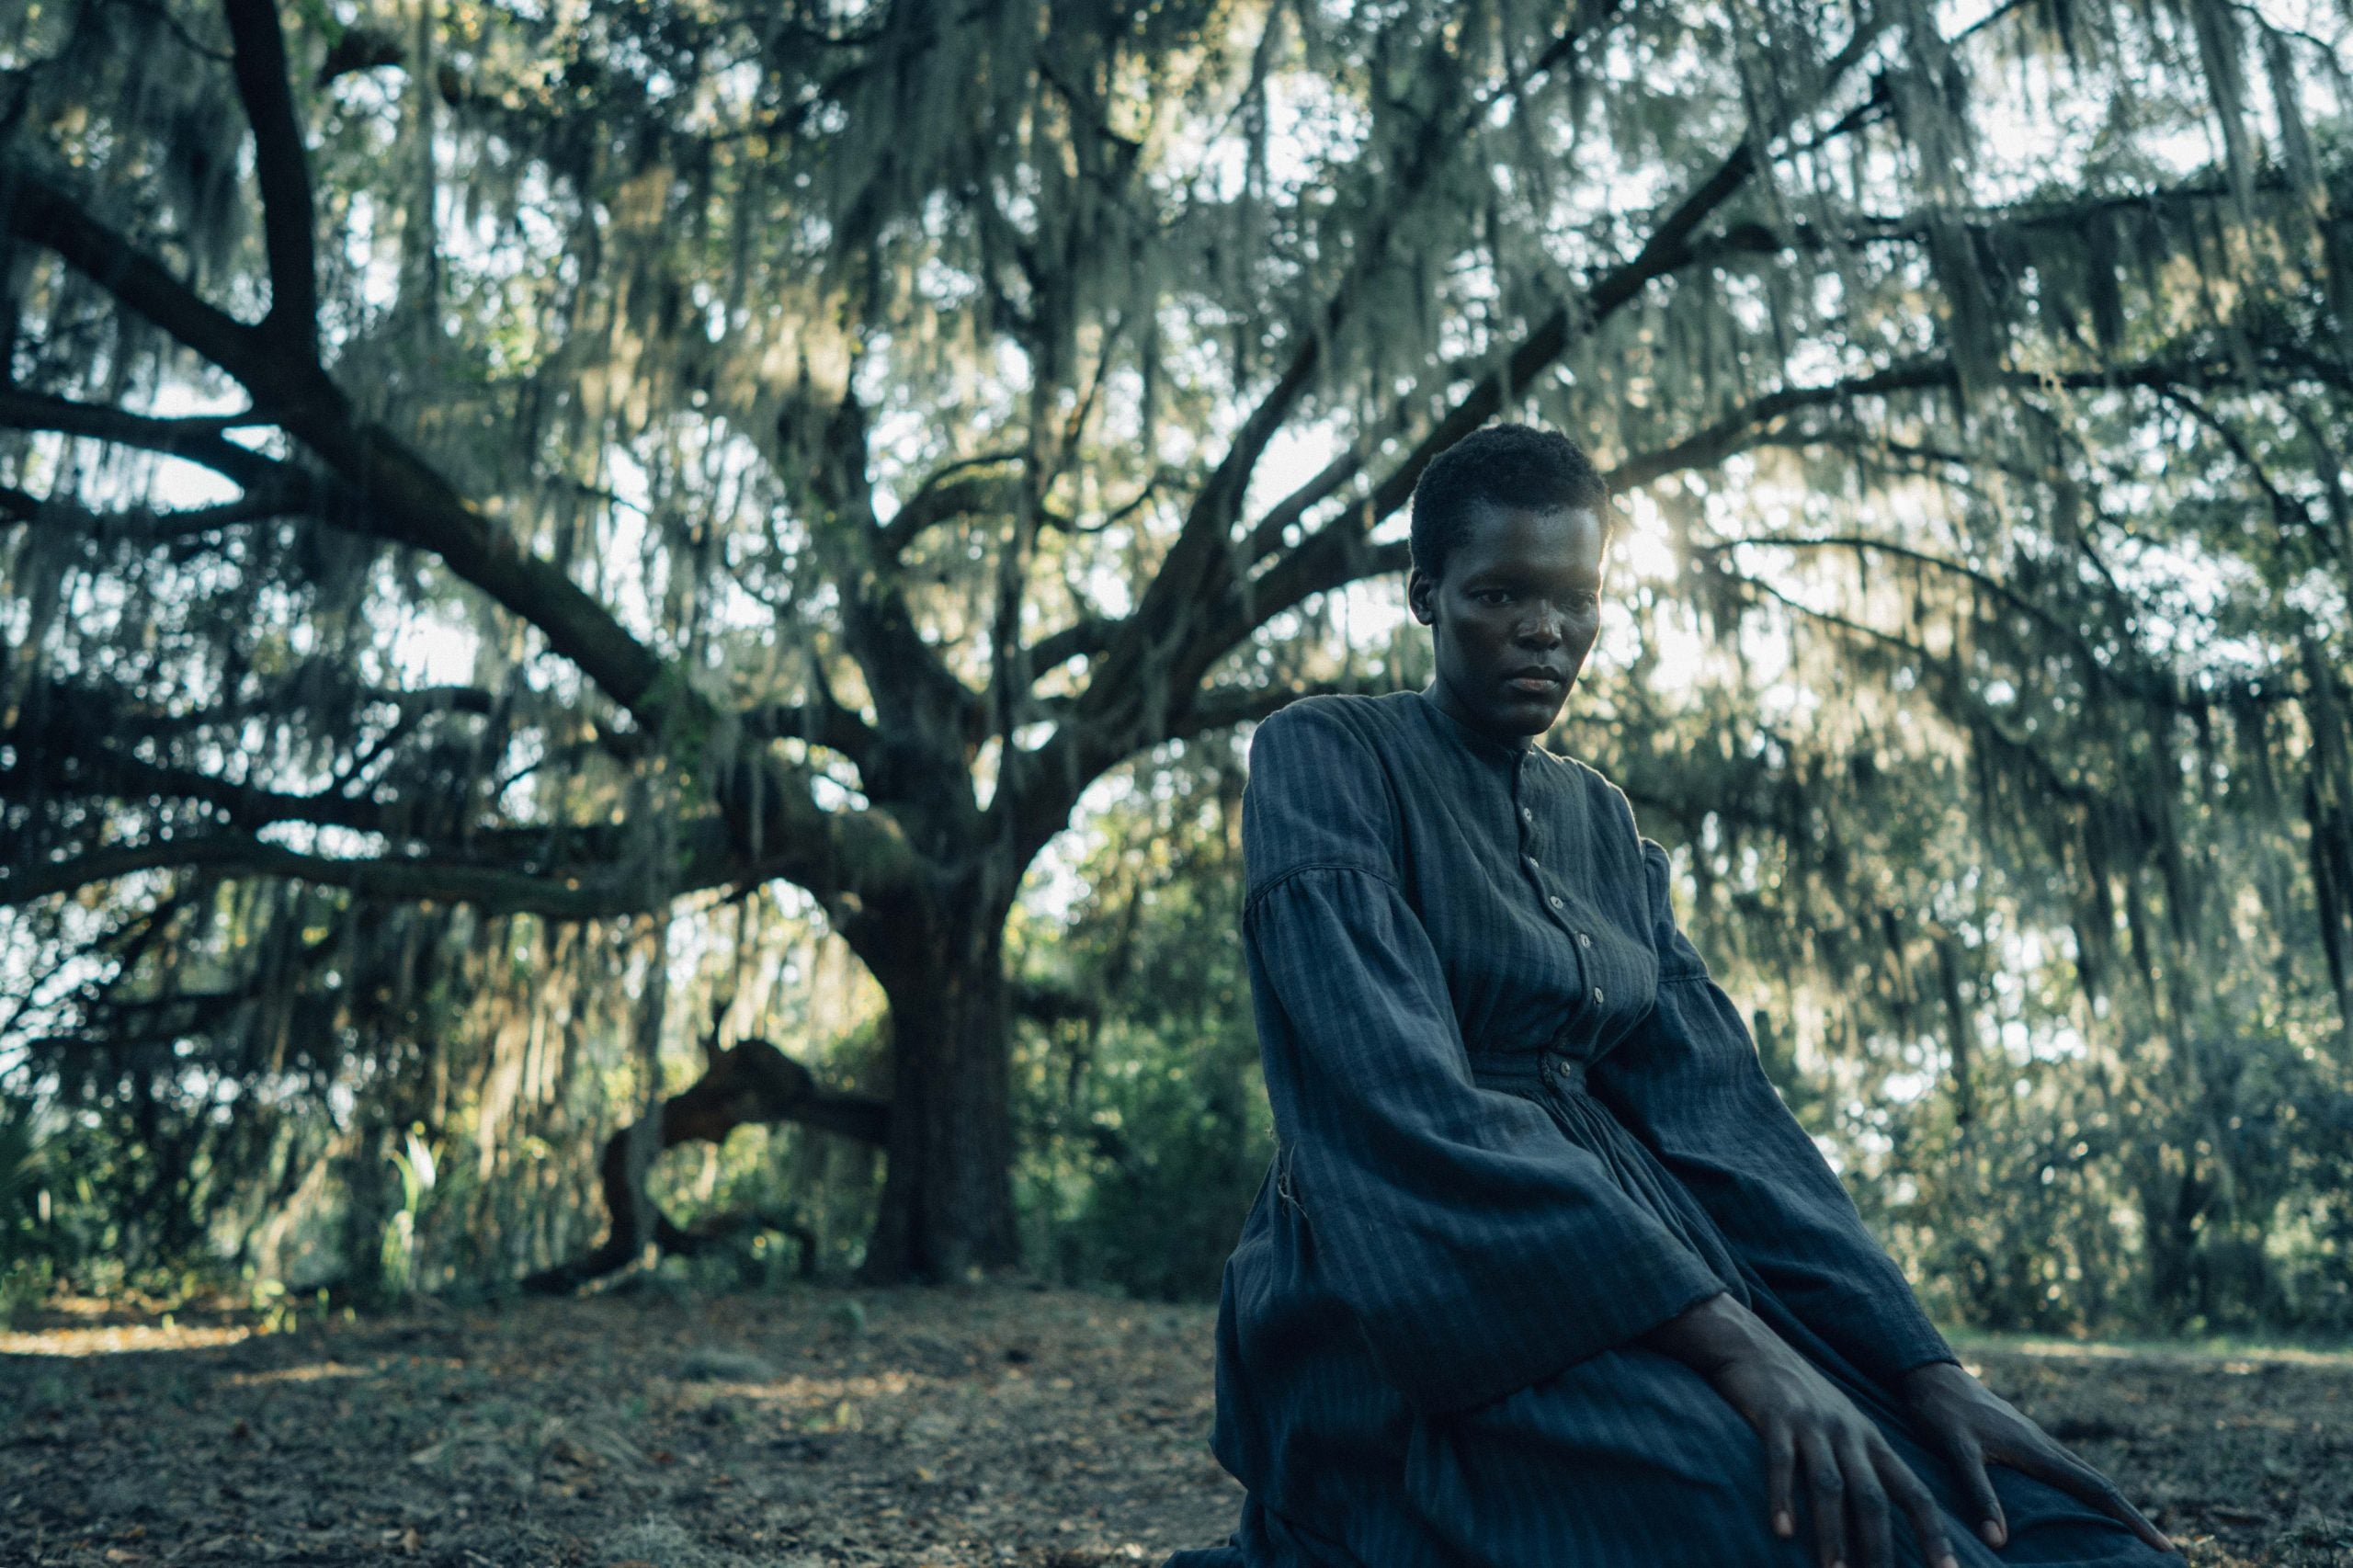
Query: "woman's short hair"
1409 424 1609 584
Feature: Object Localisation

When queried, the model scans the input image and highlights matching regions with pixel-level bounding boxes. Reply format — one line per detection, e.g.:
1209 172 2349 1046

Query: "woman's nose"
1516 607 1564 646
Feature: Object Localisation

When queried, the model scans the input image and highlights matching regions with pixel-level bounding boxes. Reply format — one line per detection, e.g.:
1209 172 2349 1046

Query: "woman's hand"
1898 1360 2176 1557
1645 1294 1957 1568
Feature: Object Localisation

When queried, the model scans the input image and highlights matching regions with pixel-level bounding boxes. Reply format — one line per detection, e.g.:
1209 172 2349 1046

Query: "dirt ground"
1 1287 2347 1567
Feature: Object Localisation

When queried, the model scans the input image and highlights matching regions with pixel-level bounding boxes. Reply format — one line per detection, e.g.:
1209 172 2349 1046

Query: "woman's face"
1408 501 1608 743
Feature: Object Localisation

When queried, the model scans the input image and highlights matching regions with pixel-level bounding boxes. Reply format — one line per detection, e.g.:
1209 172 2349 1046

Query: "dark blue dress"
1172 691 2172 1567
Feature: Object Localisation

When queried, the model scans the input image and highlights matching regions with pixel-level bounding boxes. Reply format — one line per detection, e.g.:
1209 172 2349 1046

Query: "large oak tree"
5 0 2348 1284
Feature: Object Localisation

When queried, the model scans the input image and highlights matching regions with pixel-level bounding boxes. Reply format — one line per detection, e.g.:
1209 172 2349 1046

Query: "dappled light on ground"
1 1290 2346 1566
1 1323 255 1358
1 1288 1235 1566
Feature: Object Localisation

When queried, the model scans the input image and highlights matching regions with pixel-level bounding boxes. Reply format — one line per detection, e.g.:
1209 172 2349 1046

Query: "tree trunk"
859 912 1020 1282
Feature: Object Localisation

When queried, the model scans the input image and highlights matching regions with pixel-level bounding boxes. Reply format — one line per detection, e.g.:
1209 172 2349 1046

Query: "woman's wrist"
1896 1358 1974 1403
1639 1291 1779 1379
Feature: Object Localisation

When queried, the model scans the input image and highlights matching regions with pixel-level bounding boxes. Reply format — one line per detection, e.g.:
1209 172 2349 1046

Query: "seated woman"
1170 425 2178 1568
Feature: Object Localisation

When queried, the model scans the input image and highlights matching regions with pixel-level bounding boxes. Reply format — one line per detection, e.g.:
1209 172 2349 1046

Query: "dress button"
1591 986 1605 1005
1520 807 1534 824
1524 854 1540 870
1576 932 1593 949
1547 894 1564 911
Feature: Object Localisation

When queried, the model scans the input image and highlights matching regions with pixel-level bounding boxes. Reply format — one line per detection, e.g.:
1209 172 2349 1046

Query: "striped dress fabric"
1167 691 2176 1568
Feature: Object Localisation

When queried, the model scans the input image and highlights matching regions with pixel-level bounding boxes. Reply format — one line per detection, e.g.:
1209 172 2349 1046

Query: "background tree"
3 0 2349 1304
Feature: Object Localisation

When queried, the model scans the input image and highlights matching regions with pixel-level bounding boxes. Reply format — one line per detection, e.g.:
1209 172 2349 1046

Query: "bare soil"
1 1289 2346 1566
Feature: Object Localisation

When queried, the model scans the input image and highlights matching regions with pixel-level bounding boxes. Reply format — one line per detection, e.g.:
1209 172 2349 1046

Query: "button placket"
1518 769 1603 1041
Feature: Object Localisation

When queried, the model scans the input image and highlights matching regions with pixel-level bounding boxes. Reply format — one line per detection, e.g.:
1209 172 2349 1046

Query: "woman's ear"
1407 567 1438 625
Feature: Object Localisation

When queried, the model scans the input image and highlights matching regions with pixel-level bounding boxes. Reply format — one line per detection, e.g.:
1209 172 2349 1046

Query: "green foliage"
0 1099 59 1324
376 1129 439 1305
1011 743 1270 1300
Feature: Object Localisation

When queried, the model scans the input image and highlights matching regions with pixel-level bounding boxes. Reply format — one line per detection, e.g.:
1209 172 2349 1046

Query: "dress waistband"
1470 1051 1589 1096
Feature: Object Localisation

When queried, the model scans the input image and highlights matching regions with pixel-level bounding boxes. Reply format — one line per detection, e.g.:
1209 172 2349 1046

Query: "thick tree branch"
1687 168 2303 277
1236 406 1415 567
221 0 319 349
1329 16 1893 528
375 685 496 719
1207 345 2318 680
0 171 265 373
2 165 672 724
802 391 988 821
4 163 913 914
1006 71 1837 855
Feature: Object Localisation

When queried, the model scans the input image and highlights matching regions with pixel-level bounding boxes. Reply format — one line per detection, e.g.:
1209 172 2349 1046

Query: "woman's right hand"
1643 1294 1958 1568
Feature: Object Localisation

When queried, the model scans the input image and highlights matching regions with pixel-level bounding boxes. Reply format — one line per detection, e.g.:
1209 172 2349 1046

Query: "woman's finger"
2018 1446 2175 1554
1800 1427 1847 1568
1876 1439 1958 1568
1940 1426 2006 1548
1767 1420 1798 1540
1835 1431 1893 1568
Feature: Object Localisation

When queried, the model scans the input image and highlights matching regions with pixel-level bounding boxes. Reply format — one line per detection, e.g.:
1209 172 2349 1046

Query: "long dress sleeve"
1593 831 1957 1386
1241 703 1728 1416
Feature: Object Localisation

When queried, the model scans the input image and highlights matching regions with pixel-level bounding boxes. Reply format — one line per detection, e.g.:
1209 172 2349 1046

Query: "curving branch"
520 1038 888 1294
1029 614 1120 672
800 389 990 808
0 834 668 916
0 387 289 489
1167 677 1390 742
1086 0 1652 723
0 171 266 377
1219 19 1898 590
5 736 413 839
1049 100 1790 798
1614 348 2353 492
2154 385 2337 556
1678 167 2293 277
1720 572 2104 809
739 692 884 775
878 465 1021 556
0 483 313 544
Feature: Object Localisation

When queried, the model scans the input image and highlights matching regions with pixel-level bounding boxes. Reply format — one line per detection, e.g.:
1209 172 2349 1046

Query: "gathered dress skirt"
1173 1053 2174 1568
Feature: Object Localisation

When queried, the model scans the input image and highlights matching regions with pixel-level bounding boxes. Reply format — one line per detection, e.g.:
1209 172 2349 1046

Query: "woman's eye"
1571 593 1600 613
1473 589 1513 607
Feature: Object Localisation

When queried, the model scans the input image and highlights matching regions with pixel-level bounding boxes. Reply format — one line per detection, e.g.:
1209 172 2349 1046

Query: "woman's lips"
1506 673 1564 696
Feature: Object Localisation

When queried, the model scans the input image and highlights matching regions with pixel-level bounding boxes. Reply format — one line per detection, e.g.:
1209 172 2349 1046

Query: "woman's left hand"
1897 1360 2177 1557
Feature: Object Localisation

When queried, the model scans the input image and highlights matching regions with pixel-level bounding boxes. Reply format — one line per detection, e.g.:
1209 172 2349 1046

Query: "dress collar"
1414 686 1544 767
